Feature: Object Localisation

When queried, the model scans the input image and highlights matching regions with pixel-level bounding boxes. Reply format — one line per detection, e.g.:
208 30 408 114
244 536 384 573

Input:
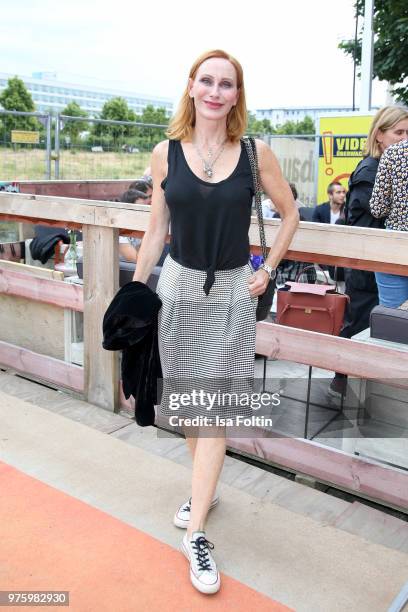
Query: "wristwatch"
259 263 276 280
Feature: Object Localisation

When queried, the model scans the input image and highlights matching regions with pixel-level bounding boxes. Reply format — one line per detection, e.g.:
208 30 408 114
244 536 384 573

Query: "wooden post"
83 225 119 411
18 223 35 241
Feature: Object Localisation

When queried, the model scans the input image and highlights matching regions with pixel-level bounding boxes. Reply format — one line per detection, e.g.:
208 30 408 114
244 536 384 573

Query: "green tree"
138 105 169 125
247 112 275 135
339 0 408 104
133 104 169 149
295 115 315 134
60 101 88 142
0 76 39 138
93 97 134 140
276 115 315 135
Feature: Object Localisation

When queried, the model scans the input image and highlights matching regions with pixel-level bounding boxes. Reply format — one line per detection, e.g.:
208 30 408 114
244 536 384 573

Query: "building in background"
255 106 379 127
0 71 173 117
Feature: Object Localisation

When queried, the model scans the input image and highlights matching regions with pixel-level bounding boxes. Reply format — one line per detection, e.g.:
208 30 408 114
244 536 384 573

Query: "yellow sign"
11 130 40 144
317 114 374 204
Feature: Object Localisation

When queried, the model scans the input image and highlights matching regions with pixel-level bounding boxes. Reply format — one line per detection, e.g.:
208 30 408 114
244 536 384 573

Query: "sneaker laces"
181 497 192 512
191 535 215 572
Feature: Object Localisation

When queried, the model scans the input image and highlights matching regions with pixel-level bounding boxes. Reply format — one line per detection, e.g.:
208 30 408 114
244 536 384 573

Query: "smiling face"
376 118 408 153
188 57 239 122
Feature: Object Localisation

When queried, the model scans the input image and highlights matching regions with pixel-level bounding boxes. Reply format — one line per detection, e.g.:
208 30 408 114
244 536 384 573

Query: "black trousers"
335 269 379 380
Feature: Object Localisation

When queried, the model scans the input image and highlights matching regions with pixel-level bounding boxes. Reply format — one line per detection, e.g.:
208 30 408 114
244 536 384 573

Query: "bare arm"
248 139 299 296
132 140 170 283
119 242 138 263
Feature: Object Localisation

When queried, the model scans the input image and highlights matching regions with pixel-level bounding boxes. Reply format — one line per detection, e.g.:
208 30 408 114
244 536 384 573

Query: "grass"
0 147 152 242
0 147 152 180
0 221 19 242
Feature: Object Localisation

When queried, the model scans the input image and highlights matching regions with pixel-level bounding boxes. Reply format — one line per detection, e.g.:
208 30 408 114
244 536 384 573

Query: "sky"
2 0 388 111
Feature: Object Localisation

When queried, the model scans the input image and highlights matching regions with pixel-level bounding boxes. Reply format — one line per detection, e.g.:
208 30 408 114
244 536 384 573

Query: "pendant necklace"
193 138 227 179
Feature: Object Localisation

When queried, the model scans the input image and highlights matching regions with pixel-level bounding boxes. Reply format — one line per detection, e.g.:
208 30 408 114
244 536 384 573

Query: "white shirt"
330 210 340 224
262 200 276 219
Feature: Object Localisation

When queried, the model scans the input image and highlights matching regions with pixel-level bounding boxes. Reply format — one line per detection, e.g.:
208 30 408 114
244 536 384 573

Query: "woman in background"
370 130 408 306
329 104 408 396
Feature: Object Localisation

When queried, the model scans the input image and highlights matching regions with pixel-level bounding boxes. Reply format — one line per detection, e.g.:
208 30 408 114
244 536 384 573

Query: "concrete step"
0 370 130 433
110 420 352 525
332 501 408 554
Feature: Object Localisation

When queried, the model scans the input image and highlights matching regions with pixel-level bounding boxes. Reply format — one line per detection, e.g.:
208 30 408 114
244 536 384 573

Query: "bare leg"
186 427 226 538
185 435 198 461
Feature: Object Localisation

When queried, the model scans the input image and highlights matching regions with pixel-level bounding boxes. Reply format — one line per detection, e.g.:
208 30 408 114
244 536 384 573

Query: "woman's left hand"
248 268 270 297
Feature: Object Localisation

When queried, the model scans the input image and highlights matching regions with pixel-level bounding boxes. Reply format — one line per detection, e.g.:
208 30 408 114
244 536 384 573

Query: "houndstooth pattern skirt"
156 254 257 420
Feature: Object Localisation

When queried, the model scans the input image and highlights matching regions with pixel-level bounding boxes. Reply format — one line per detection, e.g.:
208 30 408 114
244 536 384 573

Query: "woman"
132 49 298 594
370 120 408 306
329 104 408 396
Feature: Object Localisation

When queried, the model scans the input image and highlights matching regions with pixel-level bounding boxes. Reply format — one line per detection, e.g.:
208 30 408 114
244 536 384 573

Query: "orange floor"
0 461 293 611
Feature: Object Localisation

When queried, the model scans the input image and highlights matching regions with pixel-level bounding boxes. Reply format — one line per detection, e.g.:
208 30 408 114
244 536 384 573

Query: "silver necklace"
193 138 227 179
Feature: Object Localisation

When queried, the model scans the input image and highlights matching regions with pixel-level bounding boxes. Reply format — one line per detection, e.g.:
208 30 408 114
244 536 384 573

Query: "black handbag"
242 136 275 321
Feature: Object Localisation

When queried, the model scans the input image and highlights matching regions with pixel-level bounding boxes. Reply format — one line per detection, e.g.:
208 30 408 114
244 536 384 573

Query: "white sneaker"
173 495 219 529
181 531 220 594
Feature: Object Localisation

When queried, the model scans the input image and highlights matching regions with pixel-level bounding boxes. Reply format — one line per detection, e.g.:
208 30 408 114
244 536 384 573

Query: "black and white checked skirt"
156 254 257 420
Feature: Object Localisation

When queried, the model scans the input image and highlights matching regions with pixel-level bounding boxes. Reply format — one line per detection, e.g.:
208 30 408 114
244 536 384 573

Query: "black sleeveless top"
161 139 254 295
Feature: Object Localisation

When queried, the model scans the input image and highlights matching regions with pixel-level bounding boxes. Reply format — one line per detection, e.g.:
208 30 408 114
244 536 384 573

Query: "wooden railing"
1 190 408 509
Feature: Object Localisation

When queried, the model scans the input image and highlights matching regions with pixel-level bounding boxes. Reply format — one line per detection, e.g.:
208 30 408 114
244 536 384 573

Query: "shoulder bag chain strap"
242 137 268 261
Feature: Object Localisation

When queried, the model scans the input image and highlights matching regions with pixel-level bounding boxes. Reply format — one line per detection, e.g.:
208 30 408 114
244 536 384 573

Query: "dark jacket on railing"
29 225 70 264
102 281 162 427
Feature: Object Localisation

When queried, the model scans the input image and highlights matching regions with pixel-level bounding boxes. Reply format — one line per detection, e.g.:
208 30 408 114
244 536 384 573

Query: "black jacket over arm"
102 281 162 427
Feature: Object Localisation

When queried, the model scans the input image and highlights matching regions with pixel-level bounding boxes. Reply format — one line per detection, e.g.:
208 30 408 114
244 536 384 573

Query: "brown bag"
276 267 349 335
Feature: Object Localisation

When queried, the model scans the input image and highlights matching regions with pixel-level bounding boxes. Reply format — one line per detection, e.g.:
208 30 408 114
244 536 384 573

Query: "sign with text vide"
317 114 375 204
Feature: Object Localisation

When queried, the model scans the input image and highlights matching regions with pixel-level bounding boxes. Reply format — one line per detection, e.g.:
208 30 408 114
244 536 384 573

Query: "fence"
1 110 366 205
0 111 166 182
0 109 52 180
54 115 167 180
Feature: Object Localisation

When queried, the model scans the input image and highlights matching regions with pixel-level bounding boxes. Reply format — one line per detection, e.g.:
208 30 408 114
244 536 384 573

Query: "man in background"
313 181 346 284
313 182 346 224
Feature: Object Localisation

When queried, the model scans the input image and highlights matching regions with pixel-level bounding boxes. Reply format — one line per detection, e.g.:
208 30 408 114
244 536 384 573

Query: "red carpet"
0 461 293 611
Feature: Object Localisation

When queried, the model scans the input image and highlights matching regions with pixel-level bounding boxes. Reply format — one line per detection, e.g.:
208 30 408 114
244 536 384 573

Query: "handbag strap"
242 137 268 260
294 264 338 291
294 264 330 285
